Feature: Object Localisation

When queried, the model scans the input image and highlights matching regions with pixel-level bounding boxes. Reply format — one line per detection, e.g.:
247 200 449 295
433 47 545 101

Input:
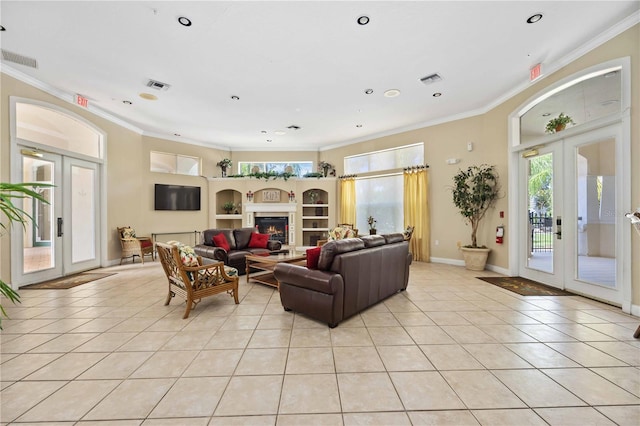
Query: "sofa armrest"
194 244 228 262
267 240 282 251
273 263 343 295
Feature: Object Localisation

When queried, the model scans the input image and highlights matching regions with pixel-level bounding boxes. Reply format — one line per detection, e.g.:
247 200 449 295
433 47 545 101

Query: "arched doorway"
10 98 106 287
508 59 631 311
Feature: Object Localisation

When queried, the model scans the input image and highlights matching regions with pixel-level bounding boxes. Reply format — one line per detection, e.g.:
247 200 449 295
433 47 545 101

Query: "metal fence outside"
529 212 553 252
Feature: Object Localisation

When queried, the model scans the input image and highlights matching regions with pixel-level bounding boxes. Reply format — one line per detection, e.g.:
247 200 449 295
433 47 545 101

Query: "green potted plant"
0 182 51 328
217 158 232 177
451 164 500 270
545 113 575 133
222 201 235 214
367 215 377 235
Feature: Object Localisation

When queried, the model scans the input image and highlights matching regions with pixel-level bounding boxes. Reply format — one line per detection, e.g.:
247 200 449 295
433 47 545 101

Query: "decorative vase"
369 229 377 235
322 166 329 177
221 166 227 177
460 247 490 271
555 123 566 132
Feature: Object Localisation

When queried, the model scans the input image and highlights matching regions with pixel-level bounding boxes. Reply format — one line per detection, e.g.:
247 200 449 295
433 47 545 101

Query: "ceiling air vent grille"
146 79 171 91
287 125 301 130
420 73 442 85
1 49 38 68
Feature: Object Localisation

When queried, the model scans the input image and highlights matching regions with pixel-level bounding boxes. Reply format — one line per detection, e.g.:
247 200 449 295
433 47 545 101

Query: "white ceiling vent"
146 79 171 91
420 73 443 85
1 49 38 68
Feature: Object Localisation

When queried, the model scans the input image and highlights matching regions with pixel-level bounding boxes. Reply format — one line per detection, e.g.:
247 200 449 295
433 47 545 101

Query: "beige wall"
1 24 638 305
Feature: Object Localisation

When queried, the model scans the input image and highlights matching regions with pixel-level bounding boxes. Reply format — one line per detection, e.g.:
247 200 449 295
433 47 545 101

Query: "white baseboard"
631 304 640 318
430 257 509 276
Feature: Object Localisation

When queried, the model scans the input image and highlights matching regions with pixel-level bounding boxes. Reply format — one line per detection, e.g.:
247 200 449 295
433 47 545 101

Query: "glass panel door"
20 152 62 282
63 157 100 273
519 145 563 288
563 125 622 305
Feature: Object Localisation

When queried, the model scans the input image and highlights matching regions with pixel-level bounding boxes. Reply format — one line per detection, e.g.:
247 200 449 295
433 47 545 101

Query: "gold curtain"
404 168 430 261
340 176 356 226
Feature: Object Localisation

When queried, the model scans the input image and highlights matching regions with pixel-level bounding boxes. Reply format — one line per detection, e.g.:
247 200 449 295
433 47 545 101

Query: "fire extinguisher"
496 225 504 244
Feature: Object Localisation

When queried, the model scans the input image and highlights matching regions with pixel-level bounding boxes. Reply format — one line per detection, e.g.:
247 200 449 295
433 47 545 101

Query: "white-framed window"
348 143 424 234
238 161 313 177
150 151 200 176
344 142 423 174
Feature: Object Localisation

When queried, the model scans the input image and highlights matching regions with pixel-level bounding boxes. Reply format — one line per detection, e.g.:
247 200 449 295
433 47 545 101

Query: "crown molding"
2 64 144 134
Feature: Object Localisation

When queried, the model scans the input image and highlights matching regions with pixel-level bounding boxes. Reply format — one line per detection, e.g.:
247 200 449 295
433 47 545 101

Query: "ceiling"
1 1 638 151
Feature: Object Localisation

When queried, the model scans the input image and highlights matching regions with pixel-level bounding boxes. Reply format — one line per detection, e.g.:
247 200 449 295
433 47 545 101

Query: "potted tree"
451 164 500 270
222 201 235 214
545 113 575 133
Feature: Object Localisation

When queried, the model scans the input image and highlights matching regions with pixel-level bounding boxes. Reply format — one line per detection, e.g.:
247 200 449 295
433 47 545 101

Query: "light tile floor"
1 261 639 425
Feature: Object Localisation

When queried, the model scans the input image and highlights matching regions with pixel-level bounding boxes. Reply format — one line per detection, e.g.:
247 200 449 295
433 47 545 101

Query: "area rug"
476 276 574 296
20 273 116 290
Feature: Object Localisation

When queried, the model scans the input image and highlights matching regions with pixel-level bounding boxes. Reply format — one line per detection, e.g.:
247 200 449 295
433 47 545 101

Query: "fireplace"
255 216 288 244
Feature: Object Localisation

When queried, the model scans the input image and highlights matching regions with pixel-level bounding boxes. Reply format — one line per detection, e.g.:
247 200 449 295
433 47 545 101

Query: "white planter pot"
460 247 491 271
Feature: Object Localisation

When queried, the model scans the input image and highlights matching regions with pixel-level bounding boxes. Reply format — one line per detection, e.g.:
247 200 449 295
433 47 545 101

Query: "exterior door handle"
57 217 63 237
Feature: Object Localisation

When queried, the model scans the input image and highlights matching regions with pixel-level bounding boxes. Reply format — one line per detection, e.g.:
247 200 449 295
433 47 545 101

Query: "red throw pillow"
212 233 230 251
248 233 270 249
306 246 322 270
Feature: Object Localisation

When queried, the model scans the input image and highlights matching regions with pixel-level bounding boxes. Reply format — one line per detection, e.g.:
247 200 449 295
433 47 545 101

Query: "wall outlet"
435 239 439 246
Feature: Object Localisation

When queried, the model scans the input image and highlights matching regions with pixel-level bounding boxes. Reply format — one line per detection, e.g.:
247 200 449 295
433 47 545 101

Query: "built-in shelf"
301 216 328 220
302 203 329 208
301 227 330 232
215 214 242 220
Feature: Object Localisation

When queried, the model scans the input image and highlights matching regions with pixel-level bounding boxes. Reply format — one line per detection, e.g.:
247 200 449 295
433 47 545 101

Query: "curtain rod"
338 174 357 179
403 164 429 171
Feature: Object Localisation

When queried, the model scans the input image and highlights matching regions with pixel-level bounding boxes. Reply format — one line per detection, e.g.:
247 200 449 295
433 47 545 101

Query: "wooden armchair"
156 242 239 319
118 226 155 264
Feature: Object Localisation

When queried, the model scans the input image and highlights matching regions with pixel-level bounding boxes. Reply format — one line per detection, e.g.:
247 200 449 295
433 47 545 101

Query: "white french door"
518 124 623 306
14 150 101 286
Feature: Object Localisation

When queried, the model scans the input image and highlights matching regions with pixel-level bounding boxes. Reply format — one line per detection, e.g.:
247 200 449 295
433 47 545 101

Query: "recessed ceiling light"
178 16 192 27
0 25 6 31
357 16 370 25
174 133 181 137
364 89 373 95
261 130 267 134
432 92 442 97
542 112 551 117
274 130 286 135
384 89 401 98
139 93 158 100
356 124 363 128
266 139 272 143
601 99 619 106
230 95 240 100
287 125 301 130
526 13 543 24
122 100 132 105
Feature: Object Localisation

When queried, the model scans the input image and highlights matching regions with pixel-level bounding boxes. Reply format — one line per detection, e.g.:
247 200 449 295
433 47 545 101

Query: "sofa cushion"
234 228 255 249
213 233 231 251
383 233 405 244
306 246 322 269
203 229 236 249
248 232 270 249
360 235 386 248
317 238 365 271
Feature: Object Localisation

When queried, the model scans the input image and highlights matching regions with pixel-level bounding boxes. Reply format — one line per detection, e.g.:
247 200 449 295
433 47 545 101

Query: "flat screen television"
154 184 201 211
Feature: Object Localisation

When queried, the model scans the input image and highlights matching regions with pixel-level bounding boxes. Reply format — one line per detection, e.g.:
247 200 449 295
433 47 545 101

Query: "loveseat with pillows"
194 228 282 275
273 233 411 327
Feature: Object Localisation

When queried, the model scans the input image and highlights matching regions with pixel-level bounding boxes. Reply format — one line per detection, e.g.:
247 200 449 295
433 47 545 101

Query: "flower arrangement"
217 158 232 168
367 216 377 231
222 201 235 213
318 161 334 177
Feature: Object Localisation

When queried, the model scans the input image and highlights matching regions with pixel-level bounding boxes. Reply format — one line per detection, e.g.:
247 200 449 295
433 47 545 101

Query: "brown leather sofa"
194 228 282 275
273 233 411 327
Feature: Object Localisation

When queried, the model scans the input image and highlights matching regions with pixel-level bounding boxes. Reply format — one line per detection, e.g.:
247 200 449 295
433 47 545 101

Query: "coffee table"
245 251 307 289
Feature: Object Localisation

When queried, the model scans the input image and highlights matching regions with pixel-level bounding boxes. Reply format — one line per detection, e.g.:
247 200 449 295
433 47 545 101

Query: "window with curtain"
347 143 424 234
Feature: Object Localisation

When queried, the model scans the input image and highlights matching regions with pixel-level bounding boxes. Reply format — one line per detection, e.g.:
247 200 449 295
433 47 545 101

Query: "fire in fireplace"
254 216 288 244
